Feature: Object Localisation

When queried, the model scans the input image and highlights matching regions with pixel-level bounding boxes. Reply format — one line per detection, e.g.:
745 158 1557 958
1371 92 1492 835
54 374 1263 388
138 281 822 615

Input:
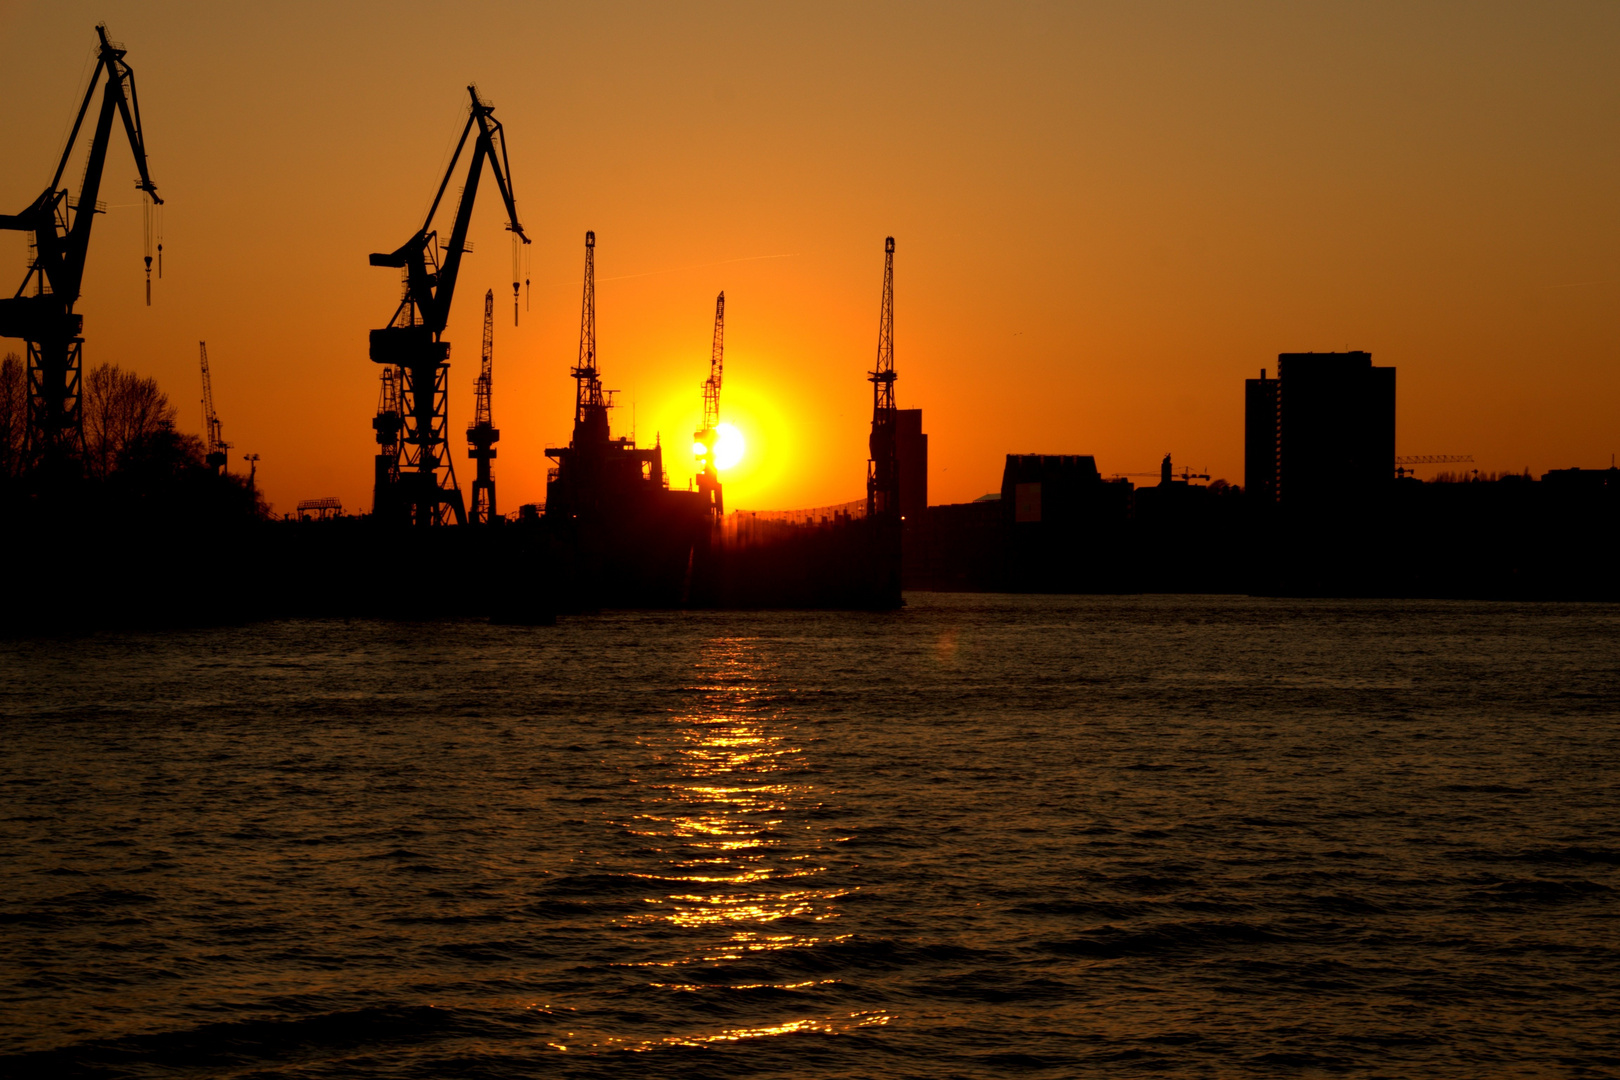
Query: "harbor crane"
0 24 161 479
368 85 529 527
693 291 725 517
867 238 899 520
198 341 229 473
863 236 902 608
571 231 606 444
467 289 499 524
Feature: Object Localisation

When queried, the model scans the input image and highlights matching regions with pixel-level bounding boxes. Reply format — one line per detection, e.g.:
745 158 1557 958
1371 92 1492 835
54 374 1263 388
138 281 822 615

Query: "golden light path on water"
561 636 891 1055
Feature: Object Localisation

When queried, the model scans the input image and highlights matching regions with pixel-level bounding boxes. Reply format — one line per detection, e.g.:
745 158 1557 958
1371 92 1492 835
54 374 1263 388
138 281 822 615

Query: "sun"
713 423 745 471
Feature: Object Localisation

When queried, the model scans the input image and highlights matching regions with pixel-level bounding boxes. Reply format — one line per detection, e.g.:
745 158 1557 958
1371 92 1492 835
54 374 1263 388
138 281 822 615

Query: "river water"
2 594 1618 1077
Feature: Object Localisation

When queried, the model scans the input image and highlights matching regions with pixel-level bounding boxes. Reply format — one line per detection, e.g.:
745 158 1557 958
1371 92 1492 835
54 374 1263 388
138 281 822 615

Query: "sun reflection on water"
593 636 860 1049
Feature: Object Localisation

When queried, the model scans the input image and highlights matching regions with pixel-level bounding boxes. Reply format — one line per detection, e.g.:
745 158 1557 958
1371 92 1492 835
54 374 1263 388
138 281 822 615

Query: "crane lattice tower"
694 291 725 517
570 231 608 447
467 288 499 524
198 341 229 473
867 237 899 520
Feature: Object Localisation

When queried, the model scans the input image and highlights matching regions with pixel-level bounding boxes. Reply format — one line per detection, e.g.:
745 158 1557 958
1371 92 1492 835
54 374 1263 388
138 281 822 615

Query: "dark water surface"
3 594 1618 1078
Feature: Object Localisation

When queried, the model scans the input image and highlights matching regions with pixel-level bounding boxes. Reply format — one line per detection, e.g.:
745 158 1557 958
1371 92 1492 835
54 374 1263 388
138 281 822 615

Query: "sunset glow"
1 4 1615 516
713 424 744 472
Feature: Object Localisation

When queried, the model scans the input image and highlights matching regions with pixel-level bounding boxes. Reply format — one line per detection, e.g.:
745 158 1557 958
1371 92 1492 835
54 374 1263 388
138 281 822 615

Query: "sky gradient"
3 1 1617 514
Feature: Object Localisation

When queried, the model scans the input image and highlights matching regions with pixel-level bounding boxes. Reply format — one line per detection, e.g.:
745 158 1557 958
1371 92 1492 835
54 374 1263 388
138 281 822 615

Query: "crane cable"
142 193 152 304
511 232 531 325
140 194 163 303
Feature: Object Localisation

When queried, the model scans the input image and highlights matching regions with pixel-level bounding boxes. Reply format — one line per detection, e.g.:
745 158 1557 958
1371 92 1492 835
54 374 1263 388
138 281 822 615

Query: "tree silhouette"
82 363 177 481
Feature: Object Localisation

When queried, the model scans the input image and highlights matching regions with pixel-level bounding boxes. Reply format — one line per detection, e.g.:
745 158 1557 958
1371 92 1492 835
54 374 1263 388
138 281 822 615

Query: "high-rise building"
896 408 928 520
1244 369 1280 503
1247 352 1395 508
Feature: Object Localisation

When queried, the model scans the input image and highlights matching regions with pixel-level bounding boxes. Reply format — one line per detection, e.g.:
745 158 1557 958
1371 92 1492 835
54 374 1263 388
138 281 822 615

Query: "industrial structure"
544 231 672 519
371 369 402 520
862 237 903 604
198 342 229 473
0 24 161 480
1246 352 1396 508
867 238 900 520
467 289 499 524
7 24 1614 623
367 85 528 528
693 291 726 518
543 232 709 606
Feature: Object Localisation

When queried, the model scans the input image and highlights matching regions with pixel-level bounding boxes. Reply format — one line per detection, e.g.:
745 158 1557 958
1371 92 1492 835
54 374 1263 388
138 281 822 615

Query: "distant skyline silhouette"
2 3 1616 517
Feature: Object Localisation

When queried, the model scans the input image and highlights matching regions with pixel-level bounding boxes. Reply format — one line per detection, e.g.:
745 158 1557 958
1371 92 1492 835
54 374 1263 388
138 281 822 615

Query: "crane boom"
1395 454 1473 465
704 292 725 435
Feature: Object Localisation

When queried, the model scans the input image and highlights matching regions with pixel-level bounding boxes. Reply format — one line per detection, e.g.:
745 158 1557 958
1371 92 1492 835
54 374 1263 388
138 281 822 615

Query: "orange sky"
3 2 1617 514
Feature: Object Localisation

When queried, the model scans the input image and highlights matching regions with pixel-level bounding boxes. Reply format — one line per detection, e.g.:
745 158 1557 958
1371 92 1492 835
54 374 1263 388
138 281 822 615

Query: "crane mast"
862 236 902 609
694 291 725 517
198 341 229 473
0 24 162 481
867 237 898 520
570 231 607 445
368 85 529 529
467 289 499 524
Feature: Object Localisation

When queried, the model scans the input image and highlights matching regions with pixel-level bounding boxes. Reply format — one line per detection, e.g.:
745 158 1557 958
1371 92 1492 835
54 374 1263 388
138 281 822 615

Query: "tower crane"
570 231 606 445
467 289 499 524
867 237 899 520
0 24 162 479
198 341 229 473
368 85 529 528
693 291 725 517
1394 454 1473 479
864 236 902 608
